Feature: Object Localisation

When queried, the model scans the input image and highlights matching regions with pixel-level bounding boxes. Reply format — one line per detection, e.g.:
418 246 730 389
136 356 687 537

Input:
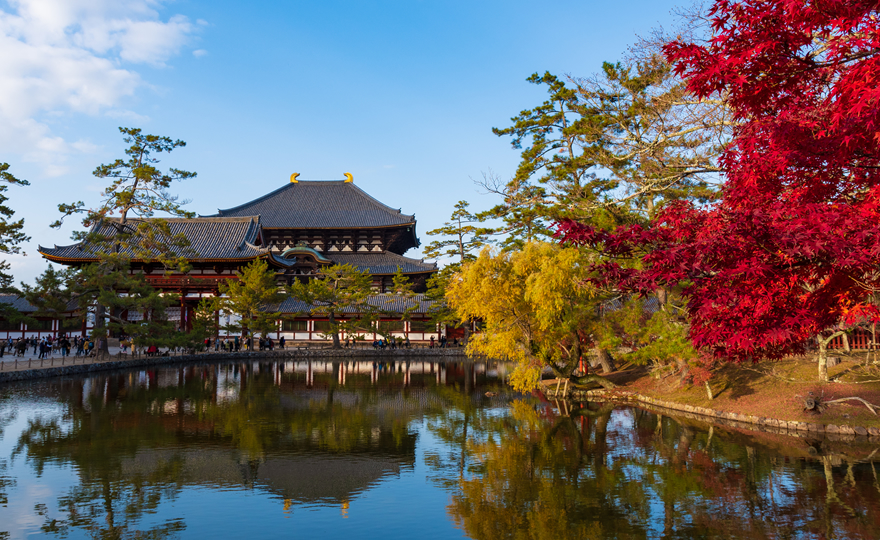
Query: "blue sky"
0 0 680 283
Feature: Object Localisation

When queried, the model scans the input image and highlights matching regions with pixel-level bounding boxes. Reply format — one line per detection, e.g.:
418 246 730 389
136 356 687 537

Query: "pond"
1 358 879 539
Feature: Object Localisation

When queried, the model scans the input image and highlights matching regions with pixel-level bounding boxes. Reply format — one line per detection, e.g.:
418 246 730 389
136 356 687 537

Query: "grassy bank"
579 352 880 430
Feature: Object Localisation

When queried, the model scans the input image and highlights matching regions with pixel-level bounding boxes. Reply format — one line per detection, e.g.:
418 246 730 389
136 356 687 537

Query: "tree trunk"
595 347 616 374
569 373 618 390
842 333 851 353
328 311 341 349
704 381 714 400
655 287 668 312
94 304 109 354
816 332 844 382
676 358 690 383
818 340 829 382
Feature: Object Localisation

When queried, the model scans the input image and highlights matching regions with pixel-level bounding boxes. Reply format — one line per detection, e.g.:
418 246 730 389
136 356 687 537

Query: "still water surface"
1 359 879 539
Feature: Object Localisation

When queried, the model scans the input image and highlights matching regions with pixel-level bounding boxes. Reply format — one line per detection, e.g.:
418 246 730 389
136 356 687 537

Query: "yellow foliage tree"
447 242 616 392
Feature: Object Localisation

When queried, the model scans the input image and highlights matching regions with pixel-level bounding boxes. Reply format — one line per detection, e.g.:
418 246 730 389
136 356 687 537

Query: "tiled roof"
276 294 439 315
365 294 439 314
39 217 269 261
0 295 37 312
328 252 436 274
209 181 416 228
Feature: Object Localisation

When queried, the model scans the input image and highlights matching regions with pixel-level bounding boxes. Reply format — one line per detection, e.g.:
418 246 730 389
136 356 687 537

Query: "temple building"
34 174 443 342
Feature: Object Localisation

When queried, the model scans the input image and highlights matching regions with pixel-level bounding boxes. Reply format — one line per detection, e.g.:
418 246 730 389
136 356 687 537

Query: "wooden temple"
35 175 442 341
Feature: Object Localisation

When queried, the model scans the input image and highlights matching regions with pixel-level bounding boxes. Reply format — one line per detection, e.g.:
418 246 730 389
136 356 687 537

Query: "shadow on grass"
713 364 766 400
605 364 649 386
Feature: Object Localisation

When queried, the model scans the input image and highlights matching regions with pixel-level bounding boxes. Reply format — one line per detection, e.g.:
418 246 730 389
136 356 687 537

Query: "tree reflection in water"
432 399 880 540
9 360 489 539
0 396 14 519
7 361 880 539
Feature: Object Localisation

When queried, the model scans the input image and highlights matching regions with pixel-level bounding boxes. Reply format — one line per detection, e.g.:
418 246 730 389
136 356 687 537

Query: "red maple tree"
558 0 880 374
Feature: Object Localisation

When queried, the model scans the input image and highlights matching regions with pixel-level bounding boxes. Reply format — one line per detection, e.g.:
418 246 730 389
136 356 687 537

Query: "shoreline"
542 384 880 441
0 348 469 384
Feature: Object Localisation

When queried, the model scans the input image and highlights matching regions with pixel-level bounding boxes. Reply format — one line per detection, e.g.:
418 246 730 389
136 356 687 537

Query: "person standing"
279 336 285 350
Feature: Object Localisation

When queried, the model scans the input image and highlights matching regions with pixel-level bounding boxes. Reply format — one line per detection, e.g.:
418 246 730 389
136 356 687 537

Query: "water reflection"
435 399 880 540
2 359 880 539
4 359 505 539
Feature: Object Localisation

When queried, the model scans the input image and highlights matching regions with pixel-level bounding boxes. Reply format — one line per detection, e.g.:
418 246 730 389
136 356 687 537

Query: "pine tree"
288 264 373 348
423 201 494 270
0 163 30 324
51 128 197 348
214 259 286 340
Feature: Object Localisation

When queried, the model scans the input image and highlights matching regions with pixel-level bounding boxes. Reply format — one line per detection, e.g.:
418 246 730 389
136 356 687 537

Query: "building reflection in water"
7 358 880 540
11 358 506 539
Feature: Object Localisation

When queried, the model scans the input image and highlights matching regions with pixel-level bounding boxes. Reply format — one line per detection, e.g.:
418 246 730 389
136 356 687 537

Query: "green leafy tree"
475 171 553 251
214 259 286 340
289 263 373 348
488 72 612 231
84 264 180 350
50 128 197 347
423 200 494 270
486 56 730 374
20 266 78 329
492 64 727 228
0 163 30 324
376 268 421 342
424 200 495 338
571 57 726 219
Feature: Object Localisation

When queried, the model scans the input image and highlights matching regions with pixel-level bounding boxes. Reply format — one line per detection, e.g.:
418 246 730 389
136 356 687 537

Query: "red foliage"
558 0 880 362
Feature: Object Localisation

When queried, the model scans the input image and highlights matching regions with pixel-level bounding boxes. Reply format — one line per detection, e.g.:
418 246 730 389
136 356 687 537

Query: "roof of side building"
276 293 439 315
38 217 269 262
327 252 436 274
0 294 37 313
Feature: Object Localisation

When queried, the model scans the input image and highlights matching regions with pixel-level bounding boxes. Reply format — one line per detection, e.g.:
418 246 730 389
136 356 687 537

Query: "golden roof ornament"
344 172 353 183
290 172 300 183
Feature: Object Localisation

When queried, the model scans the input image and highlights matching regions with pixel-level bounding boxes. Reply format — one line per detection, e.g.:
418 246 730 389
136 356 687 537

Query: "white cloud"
192 48 207 58
0 0 199 170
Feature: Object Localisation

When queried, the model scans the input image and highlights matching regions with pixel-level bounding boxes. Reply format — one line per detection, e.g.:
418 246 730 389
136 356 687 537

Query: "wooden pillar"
179 289 187 331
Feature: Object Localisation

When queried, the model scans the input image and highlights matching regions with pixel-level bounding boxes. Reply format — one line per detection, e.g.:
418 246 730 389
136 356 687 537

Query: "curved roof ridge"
243 216 261 243
38 241 84 252
206 180 417 229
345 183 415 221
390 252 435 265
110 215 260 223
241 240 269 253
213 182 295 216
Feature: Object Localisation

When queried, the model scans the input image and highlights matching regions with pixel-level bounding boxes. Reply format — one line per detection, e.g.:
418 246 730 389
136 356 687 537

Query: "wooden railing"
829 328 877 350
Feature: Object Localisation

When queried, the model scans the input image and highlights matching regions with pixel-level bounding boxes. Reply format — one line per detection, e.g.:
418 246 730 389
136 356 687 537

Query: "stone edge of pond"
0 348 469 384
556 387 880 442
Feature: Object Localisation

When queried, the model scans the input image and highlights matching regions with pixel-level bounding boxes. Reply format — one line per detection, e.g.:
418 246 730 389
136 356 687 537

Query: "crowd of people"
0 332 461 359
200 335 288 353
369 336 410 349
0 335 97 358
